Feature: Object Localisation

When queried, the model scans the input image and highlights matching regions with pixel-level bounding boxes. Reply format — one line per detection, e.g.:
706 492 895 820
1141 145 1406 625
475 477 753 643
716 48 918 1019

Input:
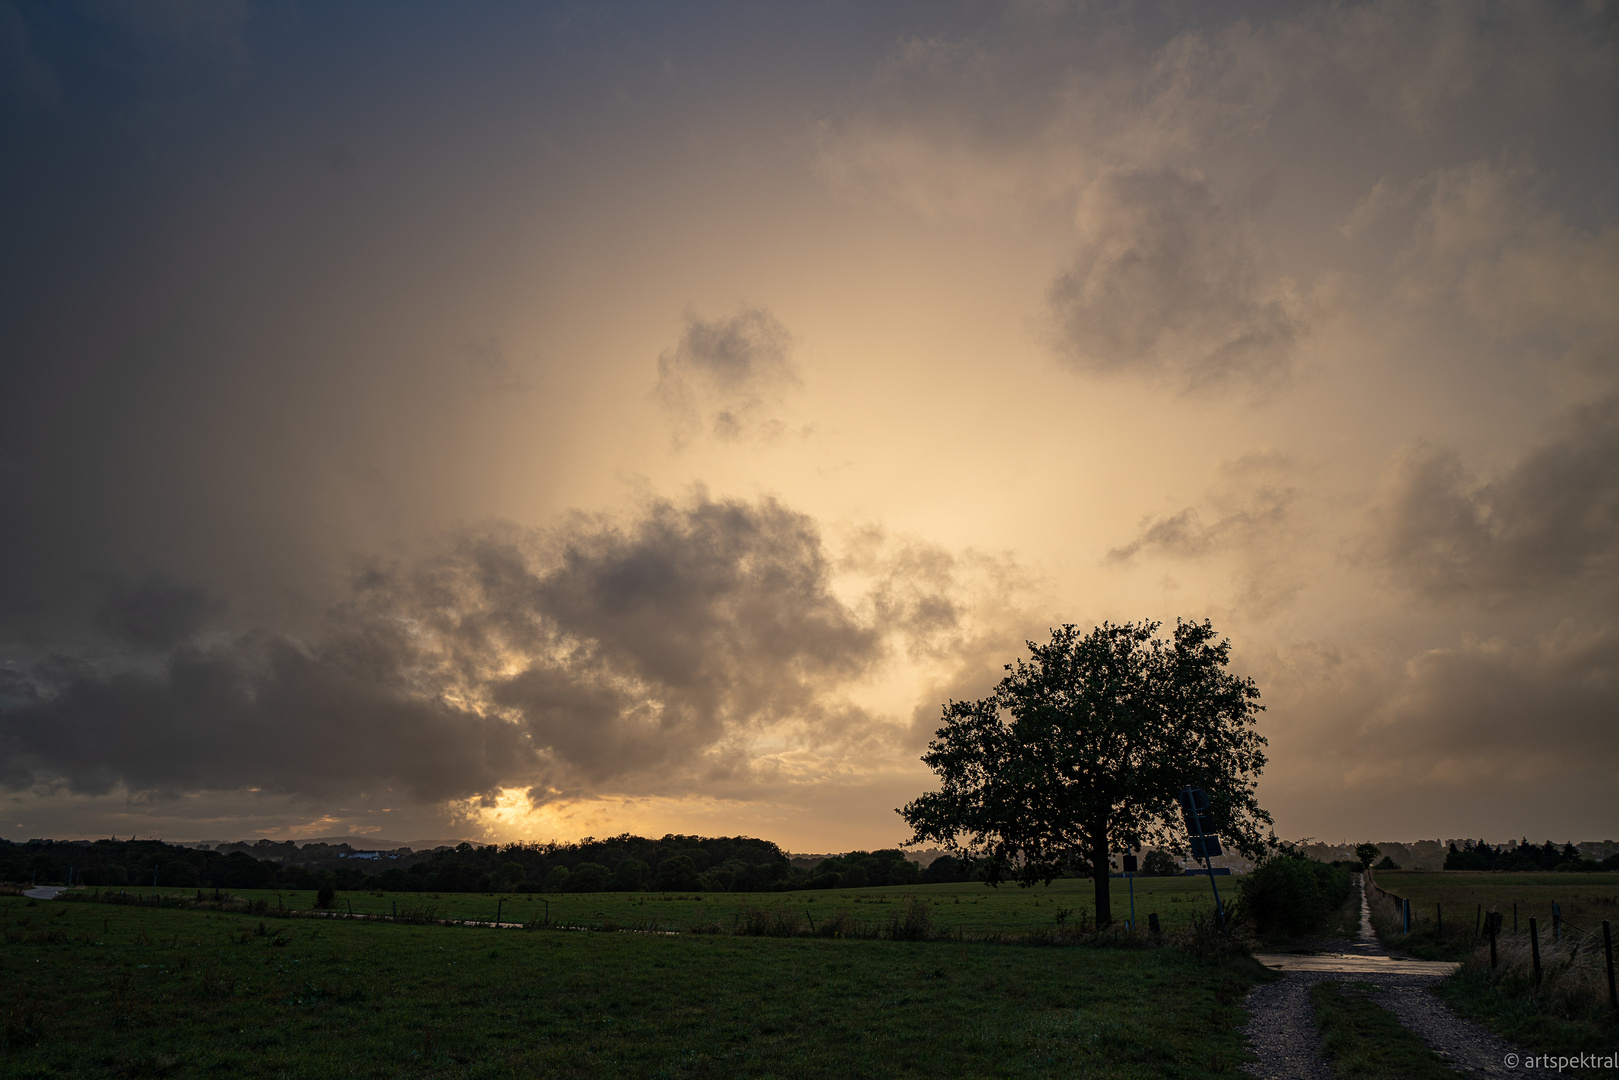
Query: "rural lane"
1242 875 1560 1079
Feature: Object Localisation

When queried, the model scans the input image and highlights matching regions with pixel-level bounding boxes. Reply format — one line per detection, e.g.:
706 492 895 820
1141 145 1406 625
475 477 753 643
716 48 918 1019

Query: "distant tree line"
0 835 1016 894
1443 839 1619 873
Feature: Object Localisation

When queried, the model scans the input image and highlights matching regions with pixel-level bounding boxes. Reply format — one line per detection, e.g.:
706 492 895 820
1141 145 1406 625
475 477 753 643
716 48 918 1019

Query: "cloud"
813 4 1609 220
655 306 799 446
1258 622 1619 834
95 575 226 650
1364 394 1619 602
0 493 893 810
1044 168 1309 393
1386 159 1619 382
1106 450 1311 615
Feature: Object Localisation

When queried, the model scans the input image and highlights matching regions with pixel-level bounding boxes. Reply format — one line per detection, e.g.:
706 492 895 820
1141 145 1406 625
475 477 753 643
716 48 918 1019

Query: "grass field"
1368 871 1619 938
72 875 1234 939
0 893 1265 1079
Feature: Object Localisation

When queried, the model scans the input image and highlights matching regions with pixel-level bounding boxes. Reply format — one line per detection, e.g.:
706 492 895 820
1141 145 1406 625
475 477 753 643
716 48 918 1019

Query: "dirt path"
1241 875 1559 1079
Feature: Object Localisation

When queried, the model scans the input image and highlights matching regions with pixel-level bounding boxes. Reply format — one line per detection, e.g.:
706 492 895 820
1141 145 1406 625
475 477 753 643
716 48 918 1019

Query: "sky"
1 1 1615 850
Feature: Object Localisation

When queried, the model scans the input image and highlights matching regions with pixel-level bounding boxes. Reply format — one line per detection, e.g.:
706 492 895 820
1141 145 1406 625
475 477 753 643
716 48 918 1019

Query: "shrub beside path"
1243 875 1560 1079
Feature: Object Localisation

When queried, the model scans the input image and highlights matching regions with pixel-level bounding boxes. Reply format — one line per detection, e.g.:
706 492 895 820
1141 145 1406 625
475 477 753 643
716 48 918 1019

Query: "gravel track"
1241 875 1558 1079
1241 971 1334 1080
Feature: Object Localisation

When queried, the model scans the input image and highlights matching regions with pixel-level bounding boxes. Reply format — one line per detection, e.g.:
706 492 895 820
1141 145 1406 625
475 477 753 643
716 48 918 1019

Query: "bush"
1239 854 1350 935
1142 850 1180 877
315 886 335 910
887 897 936 941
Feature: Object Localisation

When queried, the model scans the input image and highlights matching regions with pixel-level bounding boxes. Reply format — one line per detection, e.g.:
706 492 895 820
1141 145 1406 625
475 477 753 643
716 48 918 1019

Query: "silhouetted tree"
654 855 699 892
608 858 650 891
1354 843 1380 870
568 863 610 892
899 620 1271 926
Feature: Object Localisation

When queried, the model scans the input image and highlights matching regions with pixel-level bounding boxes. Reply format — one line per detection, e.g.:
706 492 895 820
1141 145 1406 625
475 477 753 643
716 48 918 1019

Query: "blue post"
1203 853 1226 928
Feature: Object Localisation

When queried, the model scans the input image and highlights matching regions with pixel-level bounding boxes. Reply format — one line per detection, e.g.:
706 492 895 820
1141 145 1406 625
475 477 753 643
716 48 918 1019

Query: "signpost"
1178 787 1228 933
1122 853 1137 931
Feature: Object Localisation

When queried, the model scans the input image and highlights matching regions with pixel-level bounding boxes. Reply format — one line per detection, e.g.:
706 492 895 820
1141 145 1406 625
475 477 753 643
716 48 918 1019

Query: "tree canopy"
898 619 1271 925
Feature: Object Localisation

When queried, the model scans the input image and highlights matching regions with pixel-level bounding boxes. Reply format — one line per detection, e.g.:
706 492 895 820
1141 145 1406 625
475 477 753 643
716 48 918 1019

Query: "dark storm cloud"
1264 622 1619 826
95 576 225 650
0 639 536 803
1046 168 1308 394
0 494 886 807
1367 394 1619 601
655 306 799 444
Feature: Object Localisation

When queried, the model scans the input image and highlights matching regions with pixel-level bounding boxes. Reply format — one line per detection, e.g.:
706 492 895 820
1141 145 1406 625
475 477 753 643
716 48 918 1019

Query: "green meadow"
1368 870 1619 931
1 892 1264 1079
92 875 1231 937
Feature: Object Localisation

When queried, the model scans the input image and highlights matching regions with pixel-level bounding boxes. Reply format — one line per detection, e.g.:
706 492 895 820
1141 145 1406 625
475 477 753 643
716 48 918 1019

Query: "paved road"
22 886 65 900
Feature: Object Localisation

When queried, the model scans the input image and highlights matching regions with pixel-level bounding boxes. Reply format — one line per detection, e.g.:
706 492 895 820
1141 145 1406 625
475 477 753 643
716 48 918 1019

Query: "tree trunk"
1090 824 1112 928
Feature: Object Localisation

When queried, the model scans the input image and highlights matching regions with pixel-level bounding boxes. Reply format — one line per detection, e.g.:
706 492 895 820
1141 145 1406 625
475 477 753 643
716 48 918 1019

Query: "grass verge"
1436 956 1619 1067
1310 981 1461 1079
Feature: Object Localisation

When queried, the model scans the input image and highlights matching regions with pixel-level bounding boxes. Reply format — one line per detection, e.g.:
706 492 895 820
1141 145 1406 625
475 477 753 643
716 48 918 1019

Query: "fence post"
1603 921 1616 1011
1530 918 1542 985
1513 903 1518 935
1551 901 1561 943
1436 902 1442 937
1474 904 1481 940
1489 911 1498 969
1148 913 1161 934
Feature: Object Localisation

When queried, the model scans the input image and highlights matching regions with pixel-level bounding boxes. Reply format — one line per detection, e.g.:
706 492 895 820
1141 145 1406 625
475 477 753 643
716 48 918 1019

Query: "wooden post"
1551 901 1561 943
1530 918 1542 985
496 898 503 926
1436 902 1442 937
1513 903 1518 935
1148 912 1160 934
393 900 397 919
1489 911 1498 968
1475 904 1481 939
1603 921 1616 1011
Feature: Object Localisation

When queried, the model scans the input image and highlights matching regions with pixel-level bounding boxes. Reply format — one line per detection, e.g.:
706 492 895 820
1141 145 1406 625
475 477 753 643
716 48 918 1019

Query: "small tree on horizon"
897 619 1272 927
1354 843 1380 870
